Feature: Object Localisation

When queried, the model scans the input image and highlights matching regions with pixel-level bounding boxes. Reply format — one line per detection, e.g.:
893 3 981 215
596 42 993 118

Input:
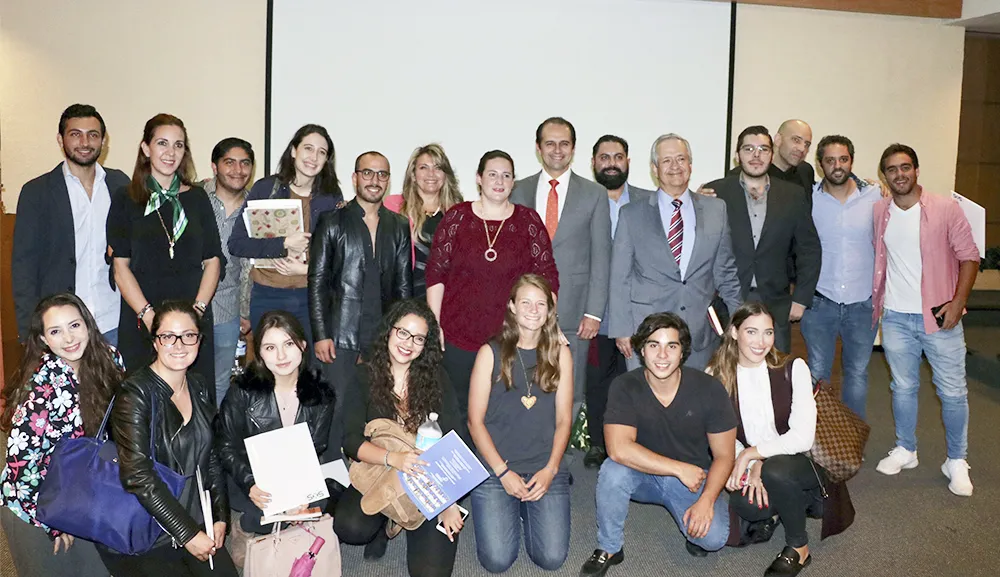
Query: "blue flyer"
399 431 489 520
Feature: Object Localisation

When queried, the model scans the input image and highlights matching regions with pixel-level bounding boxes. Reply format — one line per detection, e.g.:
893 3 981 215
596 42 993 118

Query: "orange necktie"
545 179 559 240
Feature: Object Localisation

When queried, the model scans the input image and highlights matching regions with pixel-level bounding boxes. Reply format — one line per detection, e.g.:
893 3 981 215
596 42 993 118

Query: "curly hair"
706 301 788 397
496 274 561 394
1 294 123 436
365 299 444 433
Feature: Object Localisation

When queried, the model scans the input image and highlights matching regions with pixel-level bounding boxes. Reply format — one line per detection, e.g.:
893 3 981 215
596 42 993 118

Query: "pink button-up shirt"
872 187 980 334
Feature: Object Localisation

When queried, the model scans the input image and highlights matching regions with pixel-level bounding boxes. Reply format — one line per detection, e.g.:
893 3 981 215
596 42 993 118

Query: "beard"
595 166 629 190
826 170 850 186
64 143 101 167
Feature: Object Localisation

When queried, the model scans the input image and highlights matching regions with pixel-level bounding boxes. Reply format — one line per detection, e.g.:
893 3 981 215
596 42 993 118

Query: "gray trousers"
563 331 590 404
0 505 109 577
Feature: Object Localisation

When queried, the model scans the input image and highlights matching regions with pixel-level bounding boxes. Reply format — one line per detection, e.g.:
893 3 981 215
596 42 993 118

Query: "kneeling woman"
216 311 336 541
335 299 464 577
467 274 573 572
100 301 237 577
1 294 124 577
708 302 851 577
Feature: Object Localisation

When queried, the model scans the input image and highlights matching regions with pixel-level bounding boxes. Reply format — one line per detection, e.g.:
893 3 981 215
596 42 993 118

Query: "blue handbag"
35 392 188 555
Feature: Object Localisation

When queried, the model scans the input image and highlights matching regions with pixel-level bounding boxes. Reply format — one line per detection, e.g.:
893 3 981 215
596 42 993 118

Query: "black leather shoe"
579 548 624 576
584 446 608 468
748 517 780 544
764 546 812 576
363 527 389 560
685 541 709 557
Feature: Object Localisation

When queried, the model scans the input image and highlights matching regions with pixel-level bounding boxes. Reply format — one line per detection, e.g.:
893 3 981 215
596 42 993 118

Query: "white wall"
730 4 965 194
962 0 1000 20
0 0 267 212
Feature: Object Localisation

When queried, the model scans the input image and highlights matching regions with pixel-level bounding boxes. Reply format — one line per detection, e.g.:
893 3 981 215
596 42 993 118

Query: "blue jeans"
595 459 729 554
249 284 312 345
800 295 878 419
102 328 118 348
213 318 241 407
880 309 969 460
470 471 571 573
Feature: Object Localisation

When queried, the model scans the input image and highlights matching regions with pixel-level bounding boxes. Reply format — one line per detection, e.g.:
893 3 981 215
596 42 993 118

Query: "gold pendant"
521 394 536 409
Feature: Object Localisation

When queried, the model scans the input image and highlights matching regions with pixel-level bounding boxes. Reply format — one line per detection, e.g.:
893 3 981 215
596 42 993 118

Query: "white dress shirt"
534 169 570 225
734 358 816 458
63 162 120 334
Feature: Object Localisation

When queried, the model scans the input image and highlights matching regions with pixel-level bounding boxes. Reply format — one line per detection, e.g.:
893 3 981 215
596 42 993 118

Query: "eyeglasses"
155 332 203 346
356 169 390 182
392 326 427 347
740 145 772 156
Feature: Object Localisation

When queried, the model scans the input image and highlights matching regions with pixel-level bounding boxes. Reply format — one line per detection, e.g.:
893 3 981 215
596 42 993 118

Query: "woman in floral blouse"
0 293 125 577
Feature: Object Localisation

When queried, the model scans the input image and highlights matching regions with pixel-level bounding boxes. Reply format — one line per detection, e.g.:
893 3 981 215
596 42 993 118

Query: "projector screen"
269 0 733 198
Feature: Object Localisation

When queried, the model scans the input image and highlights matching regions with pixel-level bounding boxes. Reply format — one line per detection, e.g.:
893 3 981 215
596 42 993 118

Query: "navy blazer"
12 163 129 339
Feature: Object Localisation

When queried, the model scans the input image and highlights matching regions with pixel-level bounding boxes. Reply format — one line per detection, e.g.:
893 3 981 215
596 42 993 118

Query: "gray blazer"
607 191 742 351
511 171 612 330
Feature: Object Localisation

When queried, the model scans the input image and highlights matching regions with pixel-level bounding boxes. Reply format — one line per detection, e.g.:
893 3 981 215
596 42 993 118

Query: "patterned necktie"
668 198 683 266
545 179 559 240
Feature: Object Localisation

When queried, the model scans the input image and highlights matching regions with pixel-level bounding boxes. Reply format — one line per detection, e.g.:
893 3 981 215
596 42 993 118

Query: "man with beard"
872 144 979 497
770 119 815 203
201 137 255 406
799 135 881 420
12 104 130 343
309 151 412 451
511 117 612 411
584 134 654 468
704 125 821 355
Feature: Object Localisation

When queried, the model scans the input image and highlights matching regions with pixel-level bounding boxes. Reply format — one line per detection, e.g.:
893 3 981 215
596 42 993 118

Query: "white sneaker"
941 459 973 496
876 446 919 475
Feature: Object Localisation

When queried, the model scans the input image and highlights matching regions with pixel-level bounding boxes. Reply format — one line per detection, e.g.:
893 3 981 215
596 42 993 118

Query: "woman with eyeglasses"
1 294 124 577
229 124 344 345
98 301 237 577
215 311 336 565
467 274 573 572
108 114 222 390
334 299 463 577
426 150 559 425
383 144 464 297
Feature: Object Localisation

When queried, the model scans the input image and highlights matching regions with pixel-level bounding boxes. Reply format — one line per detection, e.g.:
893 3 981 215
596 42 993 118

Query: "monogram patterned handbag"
805 375 870 483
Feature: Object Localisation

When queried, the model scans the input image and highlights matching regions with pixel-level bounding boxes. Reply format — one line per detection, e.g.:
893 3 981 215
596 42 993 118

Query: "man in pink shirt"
871 144 980 497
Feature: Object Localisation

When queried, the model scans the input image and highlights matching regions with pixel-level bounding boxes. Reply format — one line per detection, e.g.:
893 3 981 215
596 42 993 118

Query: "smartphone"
436 504 469 536
931 302 950 328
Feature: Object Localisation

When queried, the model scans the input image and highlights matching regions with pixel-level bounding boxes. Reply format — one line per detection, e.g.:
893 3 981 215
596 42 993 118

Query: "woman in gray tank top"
467 273 573 572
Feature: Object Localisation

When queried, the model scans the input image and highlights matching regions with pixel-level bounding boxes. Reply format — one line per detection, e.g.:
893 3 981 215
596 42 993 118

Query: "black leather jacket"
216 368 336 494
110 366 227 547
308 200 412 350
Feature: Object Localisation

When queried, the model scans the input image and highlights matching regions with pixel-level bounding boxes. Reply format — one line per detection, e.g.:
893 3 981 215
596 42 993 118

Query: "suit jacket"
12 163 130 339
511 171 612 330
623 184 656 208
706 175 821 316
608 191 742 351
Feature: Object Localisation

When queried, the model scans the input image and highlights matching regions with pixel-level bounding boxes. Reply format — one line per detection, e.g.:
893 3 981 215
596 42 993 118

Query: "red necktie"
545 179 559 240
668 199 683 266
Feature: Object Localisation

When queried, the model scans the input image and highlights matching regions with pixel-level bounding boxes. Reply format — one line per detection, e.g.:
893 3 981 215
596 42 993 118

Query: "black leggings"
730 454 821 548
334 487 458 577
97 542 238 577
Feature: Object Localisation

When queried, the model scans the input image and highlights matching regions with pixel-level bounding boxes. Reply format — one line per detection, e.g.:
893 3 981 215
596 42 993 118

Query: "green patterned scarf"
144 174 187 241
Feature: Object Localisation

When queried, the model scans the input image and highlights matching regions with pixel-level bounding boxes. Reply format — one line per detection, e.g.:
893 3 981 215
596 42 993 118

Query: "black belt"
815 290 838 303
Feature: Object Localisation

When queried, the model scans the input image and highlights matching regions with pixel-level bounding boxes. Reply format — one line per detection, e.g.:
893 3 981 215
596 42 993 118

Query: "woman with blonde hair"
467 273 573 572
383 143 464 296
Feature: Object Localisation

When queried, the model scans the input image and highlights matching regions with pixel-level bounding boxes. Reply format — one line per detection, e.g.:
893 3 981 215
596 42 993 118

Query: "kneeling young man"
580 312 737 576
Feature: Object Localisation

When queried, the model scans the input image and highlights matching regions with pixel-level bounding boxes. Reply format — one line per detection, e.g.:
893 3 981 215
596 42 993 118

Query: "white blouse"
734 358 816 458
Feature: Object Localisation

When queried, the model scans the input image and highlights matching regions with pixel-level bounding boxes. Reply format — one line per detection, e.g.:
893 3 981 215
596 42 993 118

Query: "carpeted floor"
3 325 998 577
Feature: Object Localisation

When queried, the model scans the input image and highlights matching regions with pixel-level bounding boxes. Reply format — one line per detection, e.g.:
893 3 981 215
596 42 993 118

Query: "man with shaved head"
770 119 816 203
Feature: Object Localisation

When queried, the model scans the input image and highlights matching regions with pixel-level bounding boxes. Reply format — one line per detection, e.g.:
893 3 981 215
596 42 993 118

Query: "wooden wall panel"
0 212 18 388
733 0 962 19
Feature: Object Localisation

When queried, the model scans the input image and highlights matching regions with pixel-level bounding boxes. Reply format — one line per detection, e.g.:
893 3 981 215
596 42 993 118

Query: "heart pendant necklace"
516 347 536 409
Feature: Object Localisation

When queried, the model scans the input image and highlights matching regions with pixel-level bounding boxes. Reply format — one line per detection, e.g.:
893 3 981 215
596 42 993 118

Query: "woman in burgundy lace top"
426 150 559 422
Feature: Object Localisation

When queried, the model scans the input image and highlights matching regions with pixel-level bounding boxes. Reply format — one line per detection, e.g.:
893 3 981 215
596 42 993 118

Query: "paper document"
399 431 489 520
951 191 986 258
320 459 351 488
196 467 215 570
245 423 329 524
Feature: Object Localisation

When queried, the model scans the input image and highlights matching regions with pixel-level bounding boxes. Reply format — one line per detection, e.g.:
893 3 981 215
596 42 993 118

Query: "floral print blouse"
0 347 124 533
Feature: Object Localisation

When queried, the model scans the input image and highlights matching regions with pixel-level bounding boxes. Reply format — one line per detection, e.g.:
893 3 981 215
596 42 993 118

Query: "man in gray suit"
608 134 742 370
511 117 612 403
584 134 655 469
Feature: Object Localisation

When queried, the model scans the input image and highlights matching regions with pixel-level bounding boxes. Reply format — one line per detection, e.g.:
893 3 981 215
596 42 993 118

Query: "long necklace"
515 348 536 409
481 203 509 262
153 206 176 259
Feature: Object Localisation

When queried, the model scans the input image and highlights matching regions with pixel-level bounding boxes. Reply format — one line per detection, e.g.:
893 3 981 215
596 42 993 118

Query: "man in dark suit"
12 104 130 342
511 117 612 409
705 125 821 354
584 134 654 469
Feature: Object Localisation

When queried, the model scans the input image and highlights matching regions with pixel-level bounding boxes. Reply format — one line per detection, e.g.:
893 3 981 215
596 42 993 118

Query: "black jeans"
333 487 458 577
98 542 238 577
441 342 479 441
321 347 362 461
586 335 626 447
729 454 821 548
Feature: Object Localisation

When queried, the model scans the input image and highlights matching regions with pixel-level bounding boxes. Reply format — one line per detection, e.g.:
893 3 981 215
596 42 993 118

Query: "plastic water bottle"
232 337 247 378
415 412 443 451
